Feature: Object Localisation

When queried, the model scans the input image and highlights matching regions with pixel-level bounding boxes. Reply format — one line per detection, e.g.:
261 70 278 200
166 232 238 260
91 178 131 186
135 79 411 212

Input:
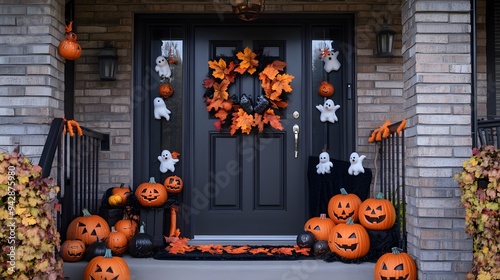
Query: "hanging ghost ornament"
316 151 333 174
316 99 340 123
158 149 179 173
322 50 341 73
348 152 366 176
153 97 171 121
155 55 171 80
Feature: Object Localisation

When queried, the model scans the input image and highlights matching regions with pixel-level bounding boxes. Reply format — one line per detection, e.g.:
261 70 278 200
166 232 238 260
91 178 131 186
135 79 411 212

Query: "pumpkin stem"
149 177 156 184
375 192 384 199
346 217 354 225
340 188 348 195
319 213 327 219
391 247 403 254
104 248 113 258
139 224 145 234
82 208 91 216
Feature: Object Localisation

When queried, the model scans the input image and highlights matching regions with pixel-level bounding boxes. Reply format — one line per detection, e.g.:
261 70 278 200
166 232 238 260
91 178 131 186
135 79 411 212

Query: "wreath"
203 47 294 135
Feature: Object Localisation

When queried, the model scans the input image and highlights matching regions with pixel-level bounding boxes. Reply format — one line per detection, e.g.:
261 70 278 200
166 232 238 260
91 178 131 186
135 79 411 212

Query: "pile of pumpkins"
297 188 417 280
59 176 183 279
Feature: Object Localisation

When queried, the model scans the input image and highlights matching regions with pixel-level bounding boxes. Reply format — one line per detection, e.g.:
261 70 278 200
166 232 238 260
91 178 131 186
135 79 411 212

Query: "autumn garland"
203 47 294 135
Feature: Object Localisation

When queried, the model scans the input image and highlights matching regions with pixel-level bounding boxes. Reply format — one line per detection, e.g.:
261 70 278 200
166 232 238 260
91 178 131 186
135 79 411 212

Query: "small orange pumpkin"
107 227 128 255
164 175 183 194
158 83 174 98
328 217 370 260
374 247 417 280
135 177 168 207
110 183 131 206
358 192 397 230
327 188 362 224
61 239 85 262
304 213 335 241
58 21 82 60
83 249 130 280
114 217 138 241
317 81 334 97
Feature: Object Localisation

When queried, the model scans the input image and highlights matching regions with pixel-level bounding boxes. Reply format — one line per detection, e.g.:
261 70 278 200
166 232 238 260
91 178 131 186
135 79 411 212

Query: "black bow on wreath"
232 93 270 115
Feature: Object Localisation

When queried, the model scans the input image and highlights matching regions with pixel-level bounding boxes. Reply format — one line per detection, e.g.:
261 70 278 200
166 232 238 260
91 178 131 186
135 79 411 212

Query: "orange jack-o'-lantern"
83 249 130 280
135 177 168 207
317 81 334 97
374 247 417 280
163 175 183 194
66 209 110 246
107 227 128 255
58 21 82 60
61 239 85 262
328 217 370 260
158 83 174 98
114 218 138 241
327 188 362 224
304 213 335 241
359 192 397 230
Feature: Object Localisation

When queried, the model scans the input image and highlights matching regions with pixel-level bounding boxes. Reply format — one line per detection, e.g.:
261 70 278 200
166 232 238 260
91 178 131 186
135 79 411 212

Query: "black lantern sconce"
376 20 395 57
98 44 118 81
230 0 265 21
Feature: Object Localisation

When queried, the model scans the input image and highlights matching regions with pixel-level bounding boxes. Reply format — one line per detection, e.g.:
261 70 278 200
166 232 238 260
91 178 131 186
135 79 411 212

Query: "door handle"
293 124 299 158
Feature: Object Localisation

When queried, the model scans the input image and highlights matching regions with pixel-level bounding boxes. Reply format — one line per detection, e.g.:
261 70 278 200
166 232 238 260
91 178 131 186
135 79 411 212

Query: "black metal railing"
39 118 108 240
477 118 500 148
373 120 407 251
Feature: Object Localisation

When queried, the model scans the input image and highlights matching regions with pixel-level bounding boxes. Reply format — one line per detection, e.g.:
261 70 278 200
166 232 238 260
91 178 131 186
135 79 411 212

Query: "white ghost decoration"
322 50 341 73
153 97 171 121
316 99 340 123
155 55 171 80
316 151 333 174
158 149 179 173
348 152 366 176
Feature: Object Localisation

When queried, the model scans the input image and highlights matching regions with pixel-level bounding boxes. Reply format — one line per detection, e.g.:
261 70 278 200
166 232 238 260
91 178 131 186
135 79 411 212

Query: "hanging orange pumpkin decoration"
58 21 82 60
83 249 130 280
60 239 86 262
317 81 334 97
374 247 417 280
327 188 362 224
66 208 111 246
304 213 335 241
358 192 397 230
107 227 128 255
328 217 370 260
163 175 183 194
135 177 168 207
158 83 174 99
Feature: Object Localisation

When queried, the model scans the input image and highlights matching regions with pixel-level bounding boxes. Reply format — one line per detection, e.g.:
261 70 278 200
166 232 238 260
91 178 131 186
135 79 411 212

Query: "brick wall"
401 0 473 278
0 0 65 160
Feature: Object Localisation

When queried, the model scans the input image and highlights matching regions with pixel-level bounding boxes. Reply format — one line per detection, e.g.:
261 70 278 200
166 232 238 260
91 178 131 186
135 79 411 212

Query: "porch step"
64 257 375 280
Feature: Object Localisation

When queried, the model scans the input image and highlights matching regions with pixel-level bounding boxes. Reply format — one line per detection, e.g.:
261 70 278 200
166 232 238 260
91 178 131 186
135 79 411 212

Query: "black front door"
191 26 307 238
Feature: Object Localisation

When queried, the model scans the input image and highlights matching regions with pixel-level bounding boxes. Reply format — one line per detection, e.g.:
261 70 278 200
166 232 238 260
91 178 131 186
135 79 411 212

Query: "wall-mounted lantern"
376 20 395 57
230 0 265 21
98 44 118 81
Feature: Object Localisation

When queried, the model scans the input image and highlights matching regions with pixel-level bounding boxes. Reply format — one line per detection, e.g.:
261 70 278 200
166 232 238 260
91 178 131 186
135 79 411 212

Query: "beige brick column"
402 0 473 278
0 1 65 160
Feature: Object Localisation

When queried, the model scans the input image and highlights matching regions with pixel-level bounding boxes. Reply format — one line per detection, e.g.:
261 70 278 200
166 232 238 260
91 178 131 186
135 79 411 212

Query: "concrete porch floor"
64 257 375 280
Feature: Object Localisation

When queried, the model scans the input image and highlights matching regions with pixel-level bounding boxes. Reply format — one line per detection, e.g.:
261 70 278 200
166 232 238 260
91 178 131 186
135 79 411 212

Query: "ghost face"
319 152 330 163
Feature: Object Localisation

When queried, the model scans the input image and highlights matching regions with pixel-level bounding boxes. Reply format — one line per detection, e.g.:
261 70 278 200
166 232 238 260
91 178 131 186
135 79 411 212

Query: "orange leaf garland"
249 247 272 255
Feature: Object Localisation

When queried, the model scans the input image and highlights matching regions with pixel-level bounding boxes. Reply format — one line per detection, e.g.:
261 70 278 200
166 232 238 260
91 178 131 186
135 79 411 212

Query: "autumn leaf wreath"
203 47 295 135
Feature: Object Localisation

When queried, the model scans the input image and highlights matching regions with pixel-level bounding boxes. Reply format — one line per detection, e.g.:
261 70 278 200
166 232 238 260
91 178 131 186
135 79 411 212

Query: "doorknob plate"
293 111 300 119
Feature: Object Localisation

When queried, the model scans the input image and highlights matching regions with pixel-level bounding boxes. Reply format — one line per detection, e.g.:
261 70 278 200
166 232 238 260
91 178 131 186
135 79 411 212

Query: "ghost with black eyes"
316 151 333 174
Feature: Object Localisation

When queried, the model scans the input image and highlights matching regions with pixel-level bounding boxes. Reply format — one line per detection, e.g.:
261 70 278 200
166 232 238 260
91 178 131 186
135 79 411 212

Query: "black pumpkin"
84 236 109 261
313 240 330 258
296 231 316 248
128 225 155 258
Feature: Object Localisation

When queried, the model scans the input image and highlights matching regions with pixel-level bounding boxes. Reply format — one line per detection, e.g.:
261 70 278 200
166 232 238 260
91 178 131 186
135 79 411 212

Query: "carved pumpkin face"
163 175 183 194
374 248 417 280
158 83 174 98
135 177 168 207
107 228 128 255
304 213 336 241
328 218 370 260
66 209 110 246
83 249 130 280
317 81 334 97
327 188 362 224
61 240 85 262
359 193 397 230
